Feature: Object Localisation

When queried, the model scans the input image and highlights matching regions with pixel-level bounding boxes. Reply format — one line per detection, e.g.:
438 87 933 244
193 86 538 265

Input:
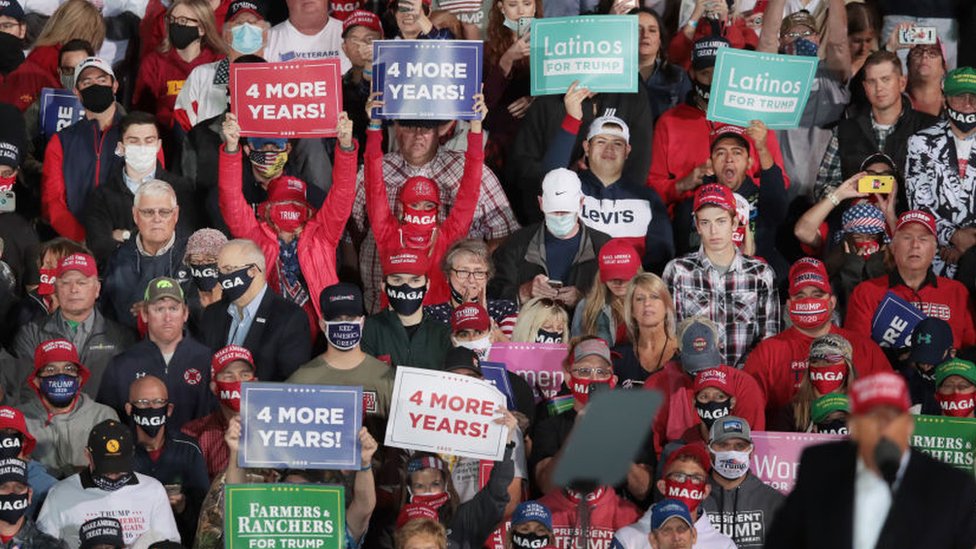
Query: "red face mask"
937 392 976 417
809 363 847 394
853 239 880 257
410 491 450 509
400 204 438 249
570 375 615 406
269 203 309 233
0 174 14 193
664 478 707 515
214 380 242 412
788 297 831 329
38 268 56 296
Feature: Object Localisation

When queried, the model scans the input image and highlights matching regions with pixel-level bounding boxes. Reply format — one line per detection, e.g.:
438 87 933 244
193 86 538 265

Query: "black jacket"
766 441 976 549
837 96 938 180
199 286 311 381
101 235 190 330
488 222 611 302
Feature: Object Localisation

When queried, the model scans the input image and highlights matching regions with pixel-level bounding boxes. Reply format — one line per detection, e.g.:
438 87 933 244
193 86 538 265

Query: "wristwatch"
122 230 131 240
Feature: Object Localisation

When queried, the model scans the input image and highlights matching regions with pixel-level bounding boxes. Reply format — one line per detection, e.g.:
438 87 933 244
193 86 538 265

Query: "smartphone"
0 191 15 214
857 175 895 194
900 26 937 45
164 483 182 497
548 280 563 289
517 17 532 38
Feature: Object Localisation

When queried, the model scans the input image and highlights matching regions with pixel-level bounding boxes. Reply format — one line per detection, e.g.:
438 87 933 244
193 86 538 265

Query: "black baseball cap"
79 517 124 549
443 347 482 376
691 36 730 71
0 458 27 485
87 420 134 476
319 283 365 321
909 317 954 366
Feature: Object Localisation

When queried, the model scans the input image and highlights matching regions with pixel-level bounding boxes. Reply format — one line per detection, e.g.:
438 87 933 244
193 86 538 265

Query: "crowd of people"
0 0 974 547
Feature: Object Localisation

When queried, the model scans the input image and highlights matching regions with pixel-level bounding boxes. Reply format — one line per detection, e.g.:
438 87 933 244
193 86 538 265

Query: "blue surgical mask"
325 321 363 351
40 374 80 407
791 38 818 57
231 22 264 55
545 213 577 238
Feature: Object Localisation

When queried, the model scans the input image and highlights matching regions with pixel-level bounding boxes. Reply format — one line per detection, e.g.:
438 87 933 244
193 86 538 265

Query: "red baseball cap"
267 176 307 204
451 303 490 333
33 338 80 371
693 183 736 214
850 372 911 415
383 249 429 276
342 9 382 35
664 442 712 474
788 257 831 296
598 240 641 282
896 210 936 236
709 125 749 151
57 253 97 278
0 407 36 457
396 503 439 529
693 367 732 394
211 345 255 378
399 176 440 206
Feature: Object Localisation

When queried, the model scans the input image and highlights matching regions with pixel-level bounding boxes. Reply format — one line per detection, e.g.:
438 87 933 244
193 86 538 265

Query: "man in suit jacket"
199 238 311 381
767 372 976 549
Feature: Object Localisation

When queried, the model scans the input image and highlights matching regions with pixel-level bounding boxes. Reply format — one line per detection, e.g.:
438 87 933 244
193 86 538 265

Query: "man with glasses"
127 375 208 543
97 277 213 433
0 0 25 77
23 339 118 478
198 239 310 381
14 253 134 398
102 180 190 331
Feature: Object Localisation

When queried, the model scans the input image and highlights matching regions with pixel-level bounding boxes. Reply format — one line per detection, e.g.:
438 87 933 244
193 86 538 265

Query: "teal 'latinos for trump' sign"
530 15 638 96
706 48 818 129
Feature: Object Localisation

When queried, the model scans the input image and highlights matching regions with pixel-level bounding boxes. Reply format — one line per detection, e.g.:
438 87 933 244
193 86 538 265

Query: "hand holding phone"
857 175 895 194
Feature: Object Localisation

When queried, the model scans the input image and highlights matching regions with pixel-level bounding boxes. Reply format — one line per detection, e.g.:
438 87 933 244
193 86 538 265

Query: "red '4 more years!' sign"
230 60 343 138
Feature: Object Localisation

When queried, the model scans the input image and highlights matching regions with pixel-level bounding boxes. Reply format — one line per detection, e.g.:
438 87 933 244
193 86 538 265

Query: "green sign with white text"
706 48 818 129
225 484 345 549
911 415 976 476
530 15 638 96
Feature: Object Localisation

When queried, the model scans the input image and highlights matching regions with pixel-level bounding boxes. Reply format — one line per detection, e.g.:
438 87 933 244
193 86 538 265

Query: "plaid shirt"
348 145 519 312
815 122 896 199
663 250 781 368
180 410 229 481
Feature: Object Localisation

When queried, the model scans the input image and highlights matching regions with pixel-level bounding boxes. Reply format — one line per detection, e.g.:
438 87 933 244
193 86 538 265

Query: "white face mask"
453 335 492 360
712 449 751 480
123 144 158 174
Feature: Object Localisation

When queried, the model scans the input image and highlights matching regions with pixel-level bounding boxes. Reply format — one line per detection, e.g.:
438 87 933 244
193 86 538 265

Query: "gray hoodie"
702 473 785 549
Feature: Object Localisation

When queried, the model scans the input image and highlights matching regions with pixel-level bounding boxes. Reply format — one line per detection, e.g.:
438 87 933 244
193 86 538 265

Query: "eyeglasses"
451 269 488 281
571 367 613 378
131 398 169 408
0 22 21 32
219 263 258 275
39 364 79 377
167 15 200 26
666 472 706 485
137 208 175 219
784 29 816 40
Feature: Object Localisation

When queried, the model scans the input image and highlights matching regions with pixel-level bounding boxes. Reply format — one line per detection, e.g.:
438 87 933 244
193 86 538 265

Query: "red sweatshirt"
538 487 641 549
133 47 222 129
0 45 60 111
647 103 789 213
365 127 482 305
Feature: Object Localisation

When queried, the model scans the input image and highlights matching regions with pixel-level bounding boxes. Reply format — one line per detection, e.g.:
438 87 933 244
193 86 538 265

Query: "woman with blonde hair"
571 239 642 345
511 298 569 344
612 273 677 388
0 0 105 110
134 0 227 130
792 334 857 432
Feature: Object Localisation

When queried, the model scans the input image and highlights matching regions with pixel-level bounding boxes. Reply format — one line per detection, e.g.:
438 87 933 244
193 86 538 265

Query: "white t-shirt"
265 18 351 74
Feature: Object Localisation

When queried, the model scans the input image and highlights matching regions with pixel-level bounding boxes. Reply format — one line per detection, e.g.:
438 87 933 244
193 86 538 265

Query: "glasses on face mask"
571 367 613 378
130 398 169 408
784 29 816 40
666 472 706 485
38 364 79 377
451 268 489 281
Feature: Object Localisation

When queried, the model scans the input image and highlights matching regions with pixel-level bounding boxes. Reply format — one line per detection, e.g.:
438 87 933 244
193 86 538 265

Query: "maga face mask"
809 363 847 394
535 329 563 343
948 107 976 133
131 406 167 437
38 268 56 296
696 399 731 429
937 391 976 417
217 266 253 302
190 263 219 292
386 283 426 315
215 380 242 412
663 477 706 515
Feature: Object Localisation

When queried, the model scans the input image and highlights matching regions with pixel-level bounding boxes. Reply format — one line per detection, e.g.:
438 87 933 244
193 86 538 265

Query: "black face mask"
168 22 201 50
535 329 563 344
815 419 848 435
79 84 115 113
449 283 478 306
511 531 549 549
131 407 167 438
0 434 23 460
948 107 976 133
218 266 254 302
385 282 425 315
695 399 731 429
190 263 219 292
91 472 134 492
693 80 711 103
0 493 28 525
0 32 25 75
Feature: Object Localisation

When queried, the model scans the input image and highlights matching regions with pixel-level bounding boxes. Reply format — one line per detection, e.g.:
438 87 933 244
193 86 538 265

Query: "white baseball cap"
74 57 115 89
540 168 583 213
586 115 630 143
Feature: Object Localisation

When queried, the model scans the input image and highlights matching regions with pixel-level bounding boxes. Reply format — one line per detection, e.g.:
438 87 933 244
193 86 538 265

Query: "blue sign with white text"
240 382 362 470
39 88 84 139
371 40 483 120
481 361 516 410
871 292 926 349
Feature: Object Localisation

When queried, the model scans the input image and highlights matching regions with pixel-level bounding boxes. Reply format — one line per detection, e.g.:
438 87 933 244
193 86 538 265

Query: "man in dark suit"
767 372 976 549
199 238 310 381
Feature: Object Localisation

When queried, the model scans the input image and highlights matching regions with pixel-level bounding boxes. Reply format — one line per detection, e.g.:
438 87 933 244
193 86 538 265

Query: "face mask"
937 391 976 417
450 283 479 305
169 22 200 49
325 321 362 351
535 329 563 343
809 363 847 394
410 491 450 509
190 263 219 292
60 72 74 90
131 406 167 437
544 213 577 238
231 22 264 55
853 239 880 257
79 84 115 114
816 419 848 435
91 472 134 492
218 266 254 302
948 107 976 133
0 33 24 75
39 374 80 407
693 80 711 102
502 16 526 32
0 493 28 525
38 268 56 296
123 144 158 174
269 203 309 233
788 296 831 329
712 449 750 480
401 204 438 248
454 335 492 360
386 282 426 316
215 380 242 412
249 150 288 180
0 173 14 192
0 435 22 460
696 399 731 429
511 532 549 549
663 478 706 515
570 376 615 406
790 37 819 57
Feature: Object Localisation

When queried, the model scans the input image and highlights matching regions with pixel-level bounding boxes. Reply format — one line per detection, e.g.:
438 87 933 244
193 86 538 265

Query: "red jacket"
365 127 482 305
133 47 222 129
845 271 976 349
744 324 891 428
538 487 641 549
0 44 60 111
218 141 359 327
648 363 766 454
647 103 789 213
